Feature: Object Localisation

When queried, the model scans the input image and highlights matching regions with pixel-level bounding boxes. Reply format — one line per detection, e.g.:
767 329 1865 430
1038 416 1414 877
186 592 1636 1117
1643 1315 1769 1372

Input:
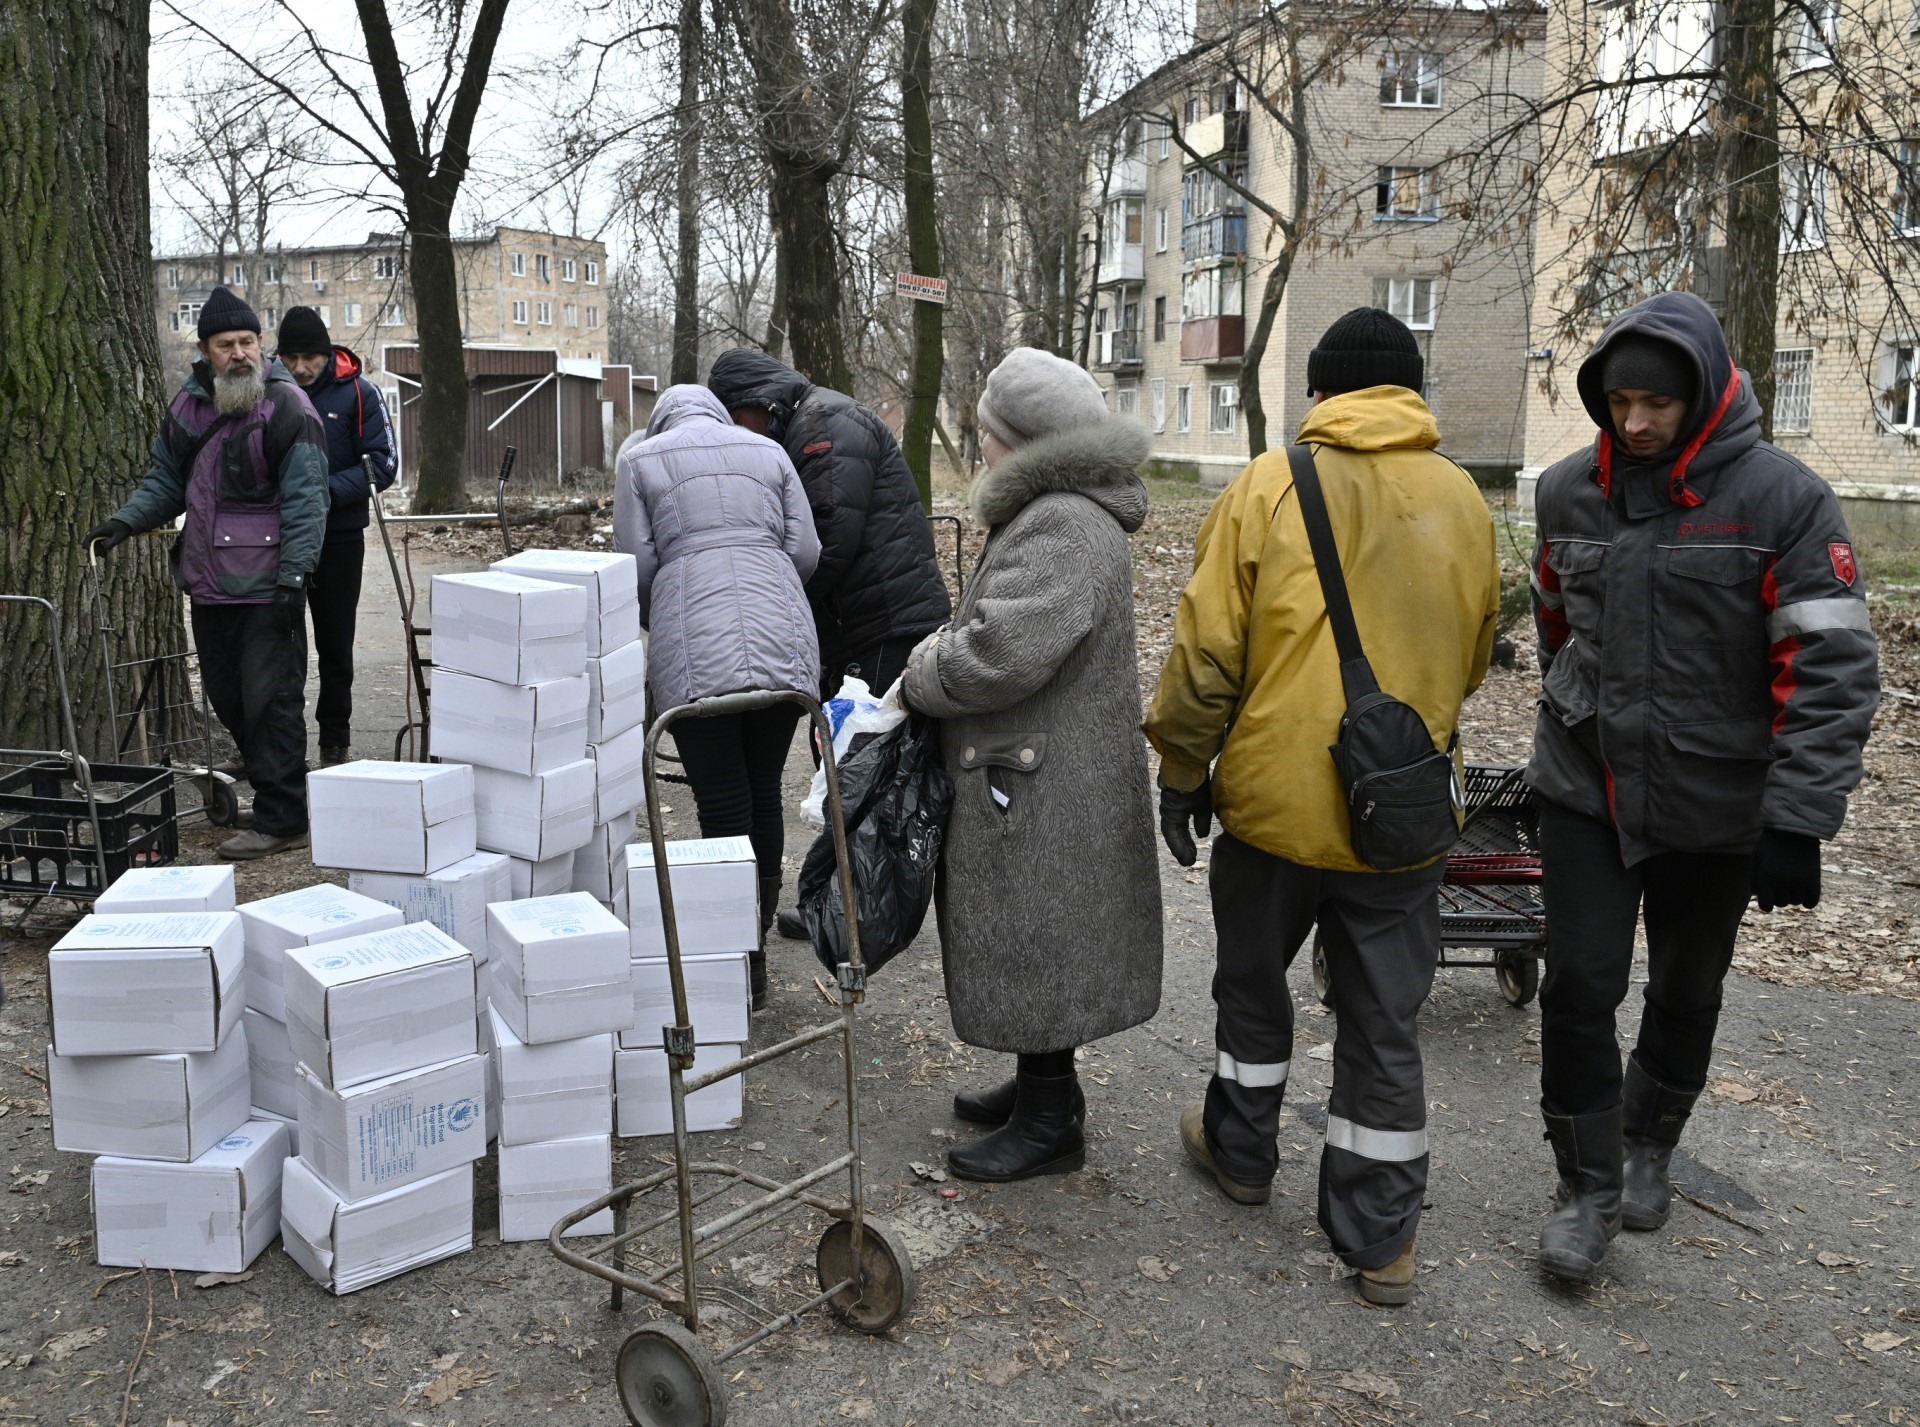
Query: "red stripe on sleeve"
1535 545 1571 652
1769 636 1801 737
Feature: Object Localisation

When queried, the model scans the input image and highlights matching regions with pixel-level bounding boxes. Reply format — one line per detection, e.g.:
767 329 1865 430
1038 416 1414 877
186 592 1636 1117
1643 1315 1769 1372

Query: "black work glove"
1750 828 1821 912
273 583 307 635
1159 779 1213 868
84 519 132 557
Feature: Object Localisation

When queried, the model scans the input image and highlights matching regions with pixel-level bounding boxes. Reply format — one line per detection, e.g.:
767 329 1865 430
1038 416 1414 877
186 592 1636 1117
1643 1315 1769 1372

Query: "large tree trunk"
406 206 470 513
1714 0 1779 438
1240 247 1294 459
669 0 701 385
899 0 941 508
0 0 179 756
771 159 851 391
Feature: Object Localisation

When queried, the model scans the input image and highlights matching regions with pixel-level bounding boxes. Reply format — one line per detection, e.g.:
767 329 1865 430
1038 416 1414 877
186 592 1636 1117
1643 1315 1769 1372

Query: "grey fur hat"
977 346 1109 450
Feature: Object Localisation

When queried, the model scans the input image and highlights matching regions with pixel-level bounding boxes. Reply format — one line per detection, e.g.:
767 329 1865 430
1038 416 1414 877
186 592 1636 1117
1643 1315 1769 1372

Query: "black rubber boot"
747 951 768 1012
947 1066 1086 1182
1621 1056 1696 1231
1538 1105 1624 1284
953 1075 1086 1127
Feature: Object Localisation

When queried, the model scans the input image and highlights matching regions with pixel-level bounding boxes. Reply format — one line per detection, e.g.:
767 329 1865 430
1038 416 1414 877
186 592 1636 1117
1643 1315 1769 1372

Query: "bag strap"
176 413 239 478
1287 443 1380 702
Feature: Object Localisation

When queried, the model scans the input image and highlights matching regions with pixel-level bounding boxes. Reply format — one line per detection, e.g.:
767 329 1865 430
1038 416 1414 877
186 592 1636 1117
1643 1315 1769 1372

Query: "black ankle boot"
1538 1105 1623 1284
953 1075 1087 1127
747 950 768 1012
946 1069 1085 1182
1621 1057 1696 1231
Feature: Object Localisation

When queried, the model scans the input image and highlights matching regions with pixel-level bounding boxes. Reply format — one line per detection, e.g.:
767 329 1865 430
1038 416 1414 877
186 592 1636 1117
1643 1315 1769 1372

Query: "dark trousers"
1538 799 1750 1117
191 601 309 837
820 633 921 701
672 704 804 911
307 538 365 750
1205 831 1446 1270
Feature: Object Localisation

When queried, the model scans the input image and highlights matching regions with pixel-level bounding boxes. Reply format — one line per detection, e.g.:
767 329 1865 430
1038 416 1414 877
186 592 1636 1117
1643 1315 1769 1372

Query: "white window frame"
1780 157 1827 252
341 301 362 326
511 252 526 277
229 263 244 285
1385 277 1436 331
1774 347 1814 432
261 307 278 329
1115 382 1139 417
1881 342 1920 431
1789 0 1838 70
512 299 529 324
536 254 552 282
586 305 600 329
309 259 321 283
1156 121 1170 161
373 254 396 280
562 257 577 282
1209 382 1238 434
264 262 280 284
168 310 179 331
1381 51 1442 107
537 301 553 325
1896 140 1920 237
1375 166 1439 222
1150 378 1167 432
1175 384 1192 433
379 303 404 325
1155 207 1169 253
585 260 600 285
315 305 329 325
166 266 180 289
564 303 578 327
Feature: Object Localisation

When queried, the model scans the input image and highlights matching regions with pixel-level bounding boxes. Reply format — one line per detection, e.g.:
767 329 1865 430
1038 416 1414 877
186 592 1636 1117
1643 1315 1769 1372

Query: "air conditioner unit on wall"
1220 386 1238 407
312 281 326 293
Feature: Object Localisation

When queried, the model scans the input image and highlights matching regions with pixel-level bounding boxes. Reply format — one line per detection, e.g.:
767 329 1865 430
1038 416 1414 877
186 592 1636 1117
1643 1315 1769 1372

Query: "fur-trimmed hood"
968 418 1152 530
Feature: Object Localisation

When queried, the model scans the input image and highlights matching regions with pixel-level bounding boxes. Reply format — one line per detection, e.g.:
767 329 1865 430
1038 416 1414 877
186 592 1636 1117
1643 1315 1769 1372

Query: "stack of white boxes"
489 550 650 916
617 838 755 1136
484 891 627 1239
350 850 513 1005
278 921 486 1293
45 895 289 1273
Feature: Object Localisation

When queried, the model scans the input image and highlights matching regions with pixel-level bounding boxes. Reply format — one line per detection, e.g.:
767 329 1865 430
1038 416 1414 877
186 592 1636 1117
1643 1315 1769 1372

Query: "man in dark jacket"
1527 291 1879 1283
707 349 951 937
276 306 397 764
85 287 329 859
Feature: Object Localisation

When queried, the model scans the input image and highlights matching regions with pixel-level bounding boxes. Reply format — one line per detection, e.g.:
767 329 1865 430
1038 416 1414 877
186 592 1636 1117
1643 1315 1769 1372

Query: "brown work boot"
1179 1102 1271 1205
1357 1236 1417 1306
219 828 310 861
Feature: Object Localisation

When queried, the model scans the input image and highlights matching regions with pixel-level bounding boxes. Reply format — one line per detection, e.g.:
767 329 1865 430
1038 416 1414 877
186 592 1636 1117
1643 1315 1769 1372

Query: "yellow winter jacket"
1143 387 1501 873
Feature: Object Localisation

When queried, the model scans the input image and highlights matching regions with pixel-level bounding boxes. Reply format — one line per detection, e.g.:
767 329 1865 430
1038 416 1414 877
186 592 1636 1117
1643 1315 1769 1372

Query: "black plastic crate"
0 760 178 900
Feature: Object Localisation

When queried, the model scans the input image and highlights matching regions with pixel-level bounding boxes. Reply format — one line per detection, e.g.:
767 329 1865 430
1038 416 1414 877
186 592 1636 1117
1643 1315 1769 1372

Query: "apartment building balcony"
1181 316 1244 364
1095 328 1143 370
1108 156 1148 197
1182 109 1250 164
1182 212 1247 264
1096 243 1145 286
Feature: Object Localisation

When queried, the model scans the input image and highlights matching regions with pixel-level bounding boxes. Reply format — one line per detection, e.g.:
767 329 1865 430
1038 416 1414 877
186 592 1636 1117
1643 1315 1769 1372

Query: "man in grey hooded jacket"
1527 291 1879 1283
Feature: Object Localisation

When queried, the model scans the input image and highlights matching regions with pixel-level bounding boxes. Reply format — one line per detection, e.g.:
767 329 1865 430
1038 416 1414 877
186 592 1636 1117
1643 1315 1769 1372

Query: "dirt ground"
2 475 1917 1425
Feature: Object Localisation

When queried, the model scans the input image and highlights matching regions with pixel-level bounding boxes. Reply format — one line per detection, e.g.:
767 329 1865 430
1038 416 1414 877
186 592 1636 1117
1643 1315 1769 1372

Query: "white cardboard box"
473 759 596 862
585 639 648 743
486 893 632 1043
483 1006 613 1145
49 1029 252 1160
429 670 589 776
308 761 478 875
283 923 477 1090
587 722 649 824
491 550 640 656
572 811 637 905
622 952 750 1050
281 1156 472 1295
348 851 512 960
94 865 236 915
431 571 589 685
48 912 245 1056
237 885 406 1021
252 1105 300 1157
626 838 760 959
92 1118 288 1272
296 1054 488 1201
508 851 575 900
498 1133 613 1241
245 1007 298 1120
615 1044 745 1137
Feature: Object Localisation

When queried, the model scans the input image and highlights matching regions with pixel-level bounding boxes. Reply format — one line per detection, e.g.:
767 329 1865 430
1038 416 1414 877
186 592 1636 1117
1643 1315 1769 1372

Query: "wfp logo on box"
447 1098 481 1133
219 1135 252 1150
319 909 356 924
315 955 351 971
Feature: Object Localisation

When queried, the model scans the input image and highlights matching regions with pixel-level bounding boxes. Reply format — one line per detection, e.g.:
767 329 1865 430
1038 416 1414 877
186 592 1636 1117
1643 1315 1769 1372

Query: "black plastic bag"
798 714 953 976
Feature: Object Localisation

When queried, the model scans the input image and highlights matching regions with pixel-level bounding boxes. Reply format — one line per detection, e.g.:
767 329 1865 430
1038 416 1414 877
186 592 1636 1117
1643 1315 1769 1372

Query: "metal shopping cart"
548 688 914 1427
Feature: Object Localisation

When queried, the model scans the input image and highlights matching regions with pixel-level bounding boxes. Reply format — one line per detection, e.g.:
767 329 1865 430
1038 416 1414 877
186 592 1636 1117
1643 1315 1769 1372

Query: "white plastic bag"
800 676 907 826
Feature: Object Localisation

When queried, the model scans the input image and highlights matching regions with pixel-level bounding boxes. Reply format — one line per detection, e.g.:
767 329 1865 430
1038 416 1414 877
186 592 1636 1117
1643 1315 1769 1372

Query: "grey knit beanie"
977 346 1109 450
1600 334 1695 401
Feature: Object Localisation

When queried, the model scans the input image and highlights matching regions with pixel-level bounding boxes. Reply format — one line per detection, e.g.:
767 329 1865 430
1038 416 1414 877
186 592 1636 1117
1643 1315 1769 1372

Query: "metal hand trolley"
1313 762 1546 1009
548 688 915 1427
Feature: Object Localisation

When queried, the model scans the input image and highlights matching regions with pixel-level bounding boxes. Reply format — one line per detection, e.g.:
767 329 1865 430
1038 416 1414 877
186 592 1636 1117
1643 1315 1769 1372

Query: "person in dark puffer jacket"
275 305 397 764
708 348 952 938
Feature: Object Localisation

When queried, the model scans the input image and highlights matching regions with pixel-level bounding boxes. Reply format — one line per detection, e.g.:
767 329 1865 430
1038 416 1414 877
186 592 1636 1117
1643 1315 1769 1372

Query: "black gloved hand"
1750 828 1821 911
273 583 307 635
1158 779 1213 868
84 519 132 557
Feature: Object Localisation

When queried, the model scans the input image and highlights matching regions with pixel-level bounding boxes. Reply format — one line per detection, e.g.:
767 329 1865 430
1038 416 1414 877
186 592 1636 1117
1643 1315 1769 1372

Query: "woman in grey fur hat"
902 346 1164 1182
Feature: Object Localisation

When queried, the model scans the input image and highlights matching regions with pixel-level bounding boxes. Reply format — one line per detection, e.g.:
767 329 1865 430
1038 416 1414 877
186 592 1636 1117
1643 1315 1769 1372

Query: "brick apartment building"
1080 1 1546 488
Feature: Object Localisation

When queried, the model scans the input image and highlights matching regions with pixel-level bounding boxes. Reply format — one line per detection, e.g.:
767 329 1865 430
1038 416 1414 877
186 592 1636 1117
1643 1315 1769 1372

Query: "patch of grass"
1858 528 1920 614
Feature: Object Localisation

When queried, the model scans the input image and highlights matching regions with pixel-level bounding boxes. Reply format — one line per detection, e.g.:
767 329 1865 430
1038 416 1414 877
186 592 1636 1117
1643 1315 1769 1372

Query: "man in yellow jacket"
1145 307 1500 1306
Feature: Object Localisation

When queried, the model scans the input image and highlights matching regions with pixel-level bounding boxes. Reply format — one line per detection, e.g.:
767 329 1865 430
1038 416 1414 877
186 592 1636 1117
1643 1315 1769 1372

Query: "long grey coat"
903 419 1163 1053
614 386 821 708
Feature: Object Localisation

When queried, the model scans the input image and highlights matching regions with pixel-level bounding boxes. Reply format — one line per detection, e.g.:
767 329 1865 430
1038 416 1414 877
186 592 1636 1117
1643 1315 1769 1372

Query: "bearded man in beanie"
1526 291 1878 1284
85 286 328 859
1145 307 1500 1305
275 305 396 764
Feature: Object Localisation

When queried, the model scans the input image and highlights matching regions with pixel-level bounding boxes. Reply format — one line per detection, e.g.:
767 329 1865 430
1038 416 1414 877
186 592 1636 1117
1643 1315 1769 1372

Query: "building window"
1116 382 1139 416
1156 121 1170 161
1181 265 1242 321
586 305 600 329
1789 0 1838 69
230 263 244 285
1153 295 1167 342
341 301 362 326
1182 96 1201 127
1155 207 1169 253
1375 166 1438 221
1175 384 1192 433
167 310 179 331
511 252 526 277
373 254 397 280
536 254 552 282
563 303 578 326
1150 378 1167 432
1781 158 1827 252
1775 348 1814 432
1385 276 1436 330
309 259 321 283
380 303 404 325
537 301 553 325
260 307 278 328
264 262 280 284
1209 382 1238 434
1381 51 1442 107
1896 141 1920 236
585 260 599 285
562 257 577 281
512 299 529 324
1881 343 1919 430
166 266 180 289
316 305 329 325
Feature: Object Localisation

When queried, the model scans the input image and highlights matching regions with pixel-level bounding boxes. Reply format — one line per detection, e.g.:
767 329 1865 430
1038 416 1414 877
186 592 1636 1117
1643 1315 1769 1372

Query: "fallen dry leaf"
1274 1343 1311 1370
907 1161 948 1184
1517 1331 1551 1356
1305 1042 1335 1063
193 1270 255 1289
1138 1254 1180 1283
1335 1369 1399 1398
1816 1251 1864 1269
837 1399 877 1422
8 1171 49 1193
1708 1077 1761 1104
42 1328 106 1362
1861 1332 1910 1353
979 1358 1029 1388
423 1363 493 1407
0 1252 22 1268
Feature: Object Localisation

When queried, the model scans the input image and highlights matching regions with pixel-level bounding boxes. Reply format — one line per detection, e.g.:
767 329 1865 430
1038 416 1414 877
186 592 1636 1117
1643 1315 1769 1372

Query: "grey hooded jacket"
614 385 822 709
1528 291 1879 863
903 418 1163 1053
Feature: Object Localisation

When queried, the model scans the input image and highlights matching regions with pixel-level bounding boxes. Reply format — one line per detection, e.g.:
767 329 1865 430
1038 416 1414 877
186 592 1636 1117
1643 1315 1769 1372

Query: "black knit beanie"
1306 307 1423 397
1599 334 1695 401
277 305 331 356
197 286 260 340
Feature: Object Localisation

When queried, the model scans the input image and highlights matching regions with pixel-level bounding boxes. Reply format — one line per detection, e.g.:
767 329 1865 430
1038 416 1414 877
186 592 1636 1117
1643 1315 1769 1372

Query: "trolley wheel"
203 775 240 828
816 1218 916 1334
1310 930 1333 1009
1496 948 1540 1008
615 1322 726 1427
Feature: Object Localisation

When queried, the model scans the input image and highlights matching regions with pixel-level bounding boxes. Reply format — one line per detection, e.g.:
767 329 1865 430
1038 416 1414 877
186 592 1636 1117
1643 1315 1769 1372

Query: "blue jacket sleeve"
269 389 331 586
327 378 398 505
